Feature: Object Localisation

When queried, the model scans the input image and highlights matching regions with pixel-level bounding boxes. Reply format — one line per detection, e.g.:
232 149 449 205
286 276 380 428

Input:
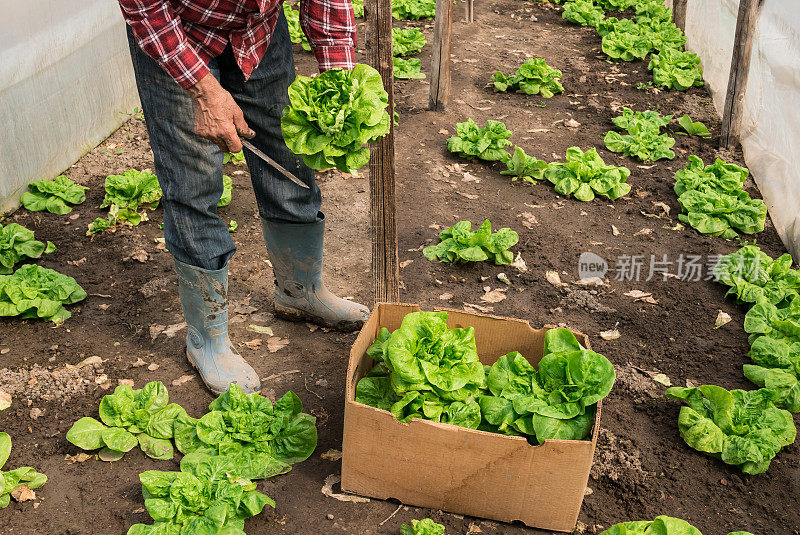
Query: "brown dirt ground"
1 1 798 534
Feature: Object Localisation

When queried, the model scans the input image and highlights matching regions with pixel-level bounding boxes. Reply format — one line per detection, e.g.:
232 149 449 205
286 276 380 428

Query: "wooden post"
428 0 453 110
719 0 761 149
673 0 687 32
466 0 474 23
365 0 400 303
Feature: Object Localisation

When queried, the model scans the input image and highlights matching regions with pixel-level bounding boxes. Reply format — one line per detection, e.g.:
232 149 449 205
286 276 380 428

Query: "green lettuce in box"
356 311 487 429
478 328 615 441
355 313 615 443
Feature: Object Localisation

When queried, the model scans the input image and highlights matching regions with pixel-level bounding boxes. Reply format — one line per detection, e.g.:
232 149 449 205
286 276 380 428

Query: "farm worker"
118 0 369 395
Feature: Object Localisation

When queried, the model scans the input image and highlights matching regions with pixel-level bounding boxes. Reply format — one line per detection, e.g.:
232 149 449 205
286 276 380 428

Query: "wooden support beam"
365 0 400 303
428 0 453 110
720 0 761 149
465 0 474 23
673 0 687 32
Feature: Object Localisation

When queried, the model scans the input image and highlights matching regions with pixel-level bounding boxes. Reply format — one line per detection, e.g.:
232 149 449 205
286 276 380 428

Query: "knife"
240 139 310 189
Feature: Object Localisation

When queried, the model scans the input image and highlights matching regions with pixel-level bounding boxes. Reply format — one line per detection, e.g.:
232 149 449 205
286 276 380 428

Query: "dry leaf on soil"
320 449 343 461
545 271 565 286
11 486 36 503
65 453 93 464
172 375 195 386
247 325 274 336
511 253 528 273
244 339 263 349
715 310 732 329
481 289 507 303
162 322 187 338
652 373 672 387
321 474 370 503
519 212 538 229
599 329 621 340
463 302 493 313
0 390 11 411
652 201 671 216
267 337 289 353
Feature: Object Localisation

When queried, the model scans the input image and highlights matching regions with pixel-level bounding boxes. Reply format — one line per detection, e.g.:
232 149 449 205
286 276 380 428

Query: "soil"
1 1 797 534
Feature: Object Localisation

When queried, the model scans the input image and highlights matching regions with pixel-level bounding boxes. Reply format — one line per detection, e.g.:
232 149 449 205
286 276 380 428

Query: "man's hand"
187 73 254 153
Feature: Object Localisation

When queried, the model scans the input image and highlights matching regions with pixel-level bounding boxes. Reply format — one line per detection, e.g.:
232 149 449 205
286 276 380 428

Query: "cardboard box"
341 303 600 533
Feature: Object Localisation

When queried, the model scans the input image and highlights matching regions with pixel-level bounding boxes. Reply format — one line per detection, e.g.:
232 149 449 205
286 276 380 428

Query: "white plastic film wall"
670 0 800 260
0 0 139 214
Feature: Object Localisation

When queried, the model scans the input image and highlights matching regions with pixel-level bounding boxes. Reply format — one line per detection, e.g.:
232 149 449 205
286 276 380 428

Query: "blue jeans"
126 12 321 271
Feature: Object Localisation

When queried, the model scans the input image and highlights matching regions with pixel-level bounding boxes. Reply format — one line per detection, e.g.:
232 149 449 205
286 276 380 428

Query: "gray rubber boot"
261 213 370 332
174 259 261 395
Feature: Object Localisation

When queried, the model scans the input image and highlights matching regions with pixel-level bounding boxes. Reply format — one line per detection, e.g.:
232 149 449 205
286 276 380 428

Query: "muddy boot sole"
185 349 261 396
274 302 365 332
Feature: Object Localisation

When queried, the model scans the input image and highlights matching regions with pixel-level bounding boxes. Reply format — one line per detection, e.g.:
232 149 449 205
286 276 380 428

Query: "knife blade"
240 139 310 189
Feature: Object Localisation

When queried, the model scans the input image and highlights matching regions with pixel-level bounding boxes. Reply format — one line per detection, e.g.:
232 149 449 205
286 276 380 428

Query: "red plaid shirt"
119 0 356 89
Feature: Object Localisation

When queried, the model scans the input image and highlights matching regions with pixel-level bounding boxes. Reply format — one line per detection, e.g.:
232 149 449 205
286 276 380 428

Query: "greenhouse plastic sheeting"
0 0 139 214
669 0 800 260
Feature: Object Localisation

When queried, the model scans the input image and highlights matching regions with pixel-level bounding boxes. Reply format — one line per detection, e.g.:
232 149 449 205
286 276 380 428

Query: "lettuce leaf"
0 264 86 324
218 174 233 208
20 175 88 215
66 381 186 461
394 57 426 79
713 245 800 307
675 157 765 238
500 146 548 184
127 453 274 534
648 47 703 90
544 147 631 201
602 29 651 61
479 328 615 442
392 27 427 56
284 3 311 51
492 58 563 97
562 0 605 27
665 385 796 474
392 0 436 19
600 516 702 535
100 169 163 226
0 223 55 274
742 299 800 410
281 65 391 173
174 384 317 479
446 118 513 162
0 432 47 510
356 311 487 428
351 0 364 17
423 219 519 265
401 518 446 535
